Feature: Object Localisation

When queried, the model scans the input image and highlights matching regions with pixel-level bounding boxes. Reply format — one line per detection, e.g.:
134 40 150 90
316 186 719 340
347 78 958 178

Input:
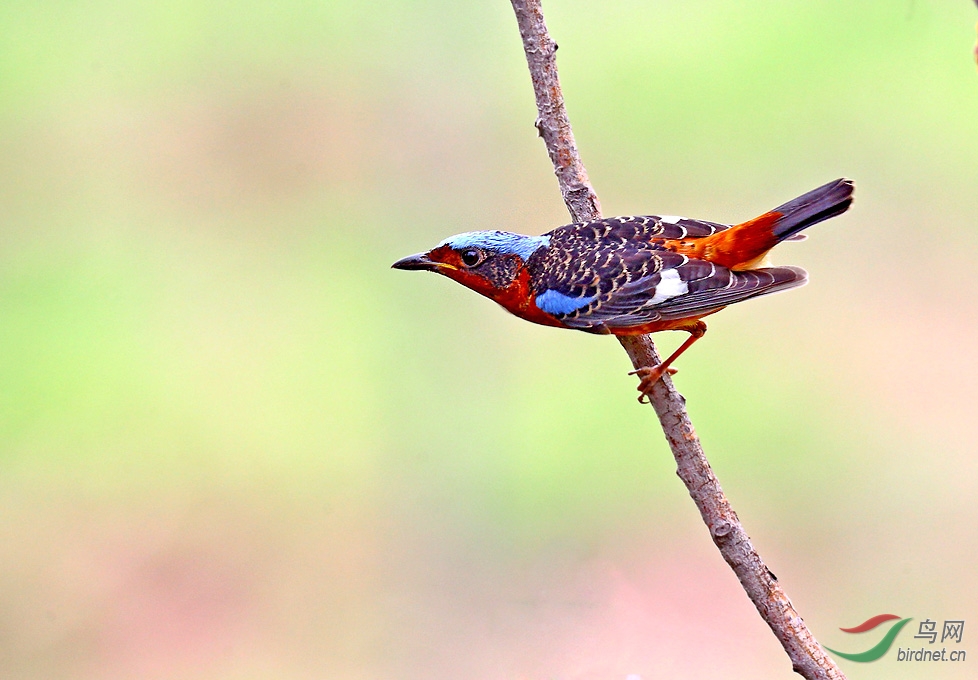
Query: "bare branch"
508 1 846 678
510 0 601 223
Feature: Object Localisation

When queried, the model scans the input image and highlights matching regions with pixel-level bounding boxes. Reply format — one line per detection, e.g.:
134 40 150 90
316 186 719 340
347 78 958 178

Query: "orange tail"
675 179 854 270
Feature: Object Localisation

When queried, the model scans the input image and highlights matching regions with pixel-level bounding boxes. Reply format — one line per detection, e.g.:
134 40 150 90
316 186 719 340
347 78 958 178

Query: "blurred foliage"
0 2 975 678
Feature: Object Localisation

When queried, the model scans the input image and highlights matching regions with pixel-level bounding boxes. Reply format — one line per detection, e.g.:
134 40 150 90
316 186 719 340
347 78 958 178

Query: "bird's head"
392 230 550 300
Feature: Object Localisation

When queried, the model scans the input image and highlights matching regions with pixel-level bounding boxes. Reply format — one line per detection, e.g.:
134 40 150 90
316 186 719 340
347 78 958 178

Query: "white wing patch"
658 215 684 224
646 268 688 306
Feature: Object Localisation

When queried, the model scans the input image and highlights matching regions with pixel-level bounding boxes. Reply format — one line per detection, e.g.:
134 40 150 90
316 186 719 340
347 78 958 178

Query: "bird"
392 178 854 402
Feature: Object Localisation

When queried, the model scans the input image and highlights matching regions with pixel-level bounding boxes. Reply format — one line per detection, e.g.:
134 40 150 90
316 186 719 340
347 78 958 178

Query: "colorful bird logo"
394 179 854 401
825 614 913 662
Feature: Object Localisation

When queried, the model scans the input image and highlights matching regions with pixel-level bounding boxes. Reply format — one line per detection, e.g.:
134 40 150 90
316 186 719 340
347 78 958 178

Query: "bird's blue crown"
438 230 550 261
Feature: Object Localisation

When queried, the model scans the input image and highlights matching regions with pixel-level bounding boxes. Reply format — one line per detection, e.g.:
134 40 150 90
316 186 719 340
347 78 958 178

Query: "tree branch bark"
508 2 846 678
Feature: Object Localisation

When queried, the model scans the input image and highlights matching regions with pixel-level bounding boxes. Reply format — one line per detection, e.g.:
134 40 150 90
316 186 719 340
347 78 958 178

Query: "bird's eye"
460 248 484 267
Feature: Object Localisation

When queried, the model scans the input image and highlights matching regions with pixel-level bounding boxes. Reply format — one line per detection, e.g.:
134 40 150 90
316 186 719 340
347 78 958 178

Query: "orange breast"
444 266 566 329
499 269 566 328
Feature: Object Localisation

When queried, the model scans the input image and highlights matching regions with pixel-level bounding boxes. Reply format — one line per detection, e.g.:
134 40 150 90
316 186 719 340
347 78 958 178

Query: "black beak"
391 252 438 271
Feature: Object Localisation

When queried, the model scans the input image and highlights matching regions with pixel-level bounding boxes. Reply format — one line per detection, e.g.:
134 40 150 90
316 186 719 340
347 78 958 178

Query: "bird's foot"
628 365 678 403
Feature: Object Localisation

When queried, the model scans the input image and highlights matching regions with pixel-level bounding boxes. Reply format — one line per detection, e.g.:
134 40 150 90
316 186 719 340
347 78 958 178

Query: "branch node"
711 519 735 541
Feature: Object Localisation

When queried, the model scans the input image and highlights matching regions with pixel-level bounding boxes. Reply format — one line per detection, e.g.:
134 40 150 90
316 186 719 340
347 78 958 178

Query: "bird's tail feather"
690 178 853 270
769 178 854 241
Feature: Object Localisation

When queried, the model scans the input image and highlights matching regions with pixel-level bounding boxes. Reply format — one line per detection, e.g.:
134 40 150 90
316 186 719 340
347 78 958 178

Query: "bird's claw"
628 365 678 403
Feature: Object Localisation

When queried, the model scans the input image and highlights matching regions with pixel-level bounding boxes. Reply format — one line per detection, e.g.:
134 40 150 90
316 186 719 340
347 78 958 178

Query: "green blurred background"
0 1 975 678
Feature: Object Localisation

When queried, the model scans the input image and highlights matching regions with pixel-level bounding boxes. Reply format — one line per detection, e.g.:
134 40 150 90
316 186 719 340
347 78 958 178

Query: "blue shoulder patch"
438 230 550 261
535 289 597 315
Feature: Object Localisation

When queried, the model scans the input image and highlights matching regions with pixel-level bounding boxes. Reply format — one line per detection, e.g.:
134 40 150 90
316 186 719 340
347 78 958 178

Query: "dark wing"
529 221 807 333
577 215 729 241
650 265 807 321
591 214 805 243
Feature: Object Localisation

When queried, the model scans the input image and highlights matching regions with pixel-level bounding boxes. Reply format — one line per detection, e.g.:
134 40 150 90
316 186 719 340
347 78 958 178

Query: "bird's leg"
628 320 707 403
